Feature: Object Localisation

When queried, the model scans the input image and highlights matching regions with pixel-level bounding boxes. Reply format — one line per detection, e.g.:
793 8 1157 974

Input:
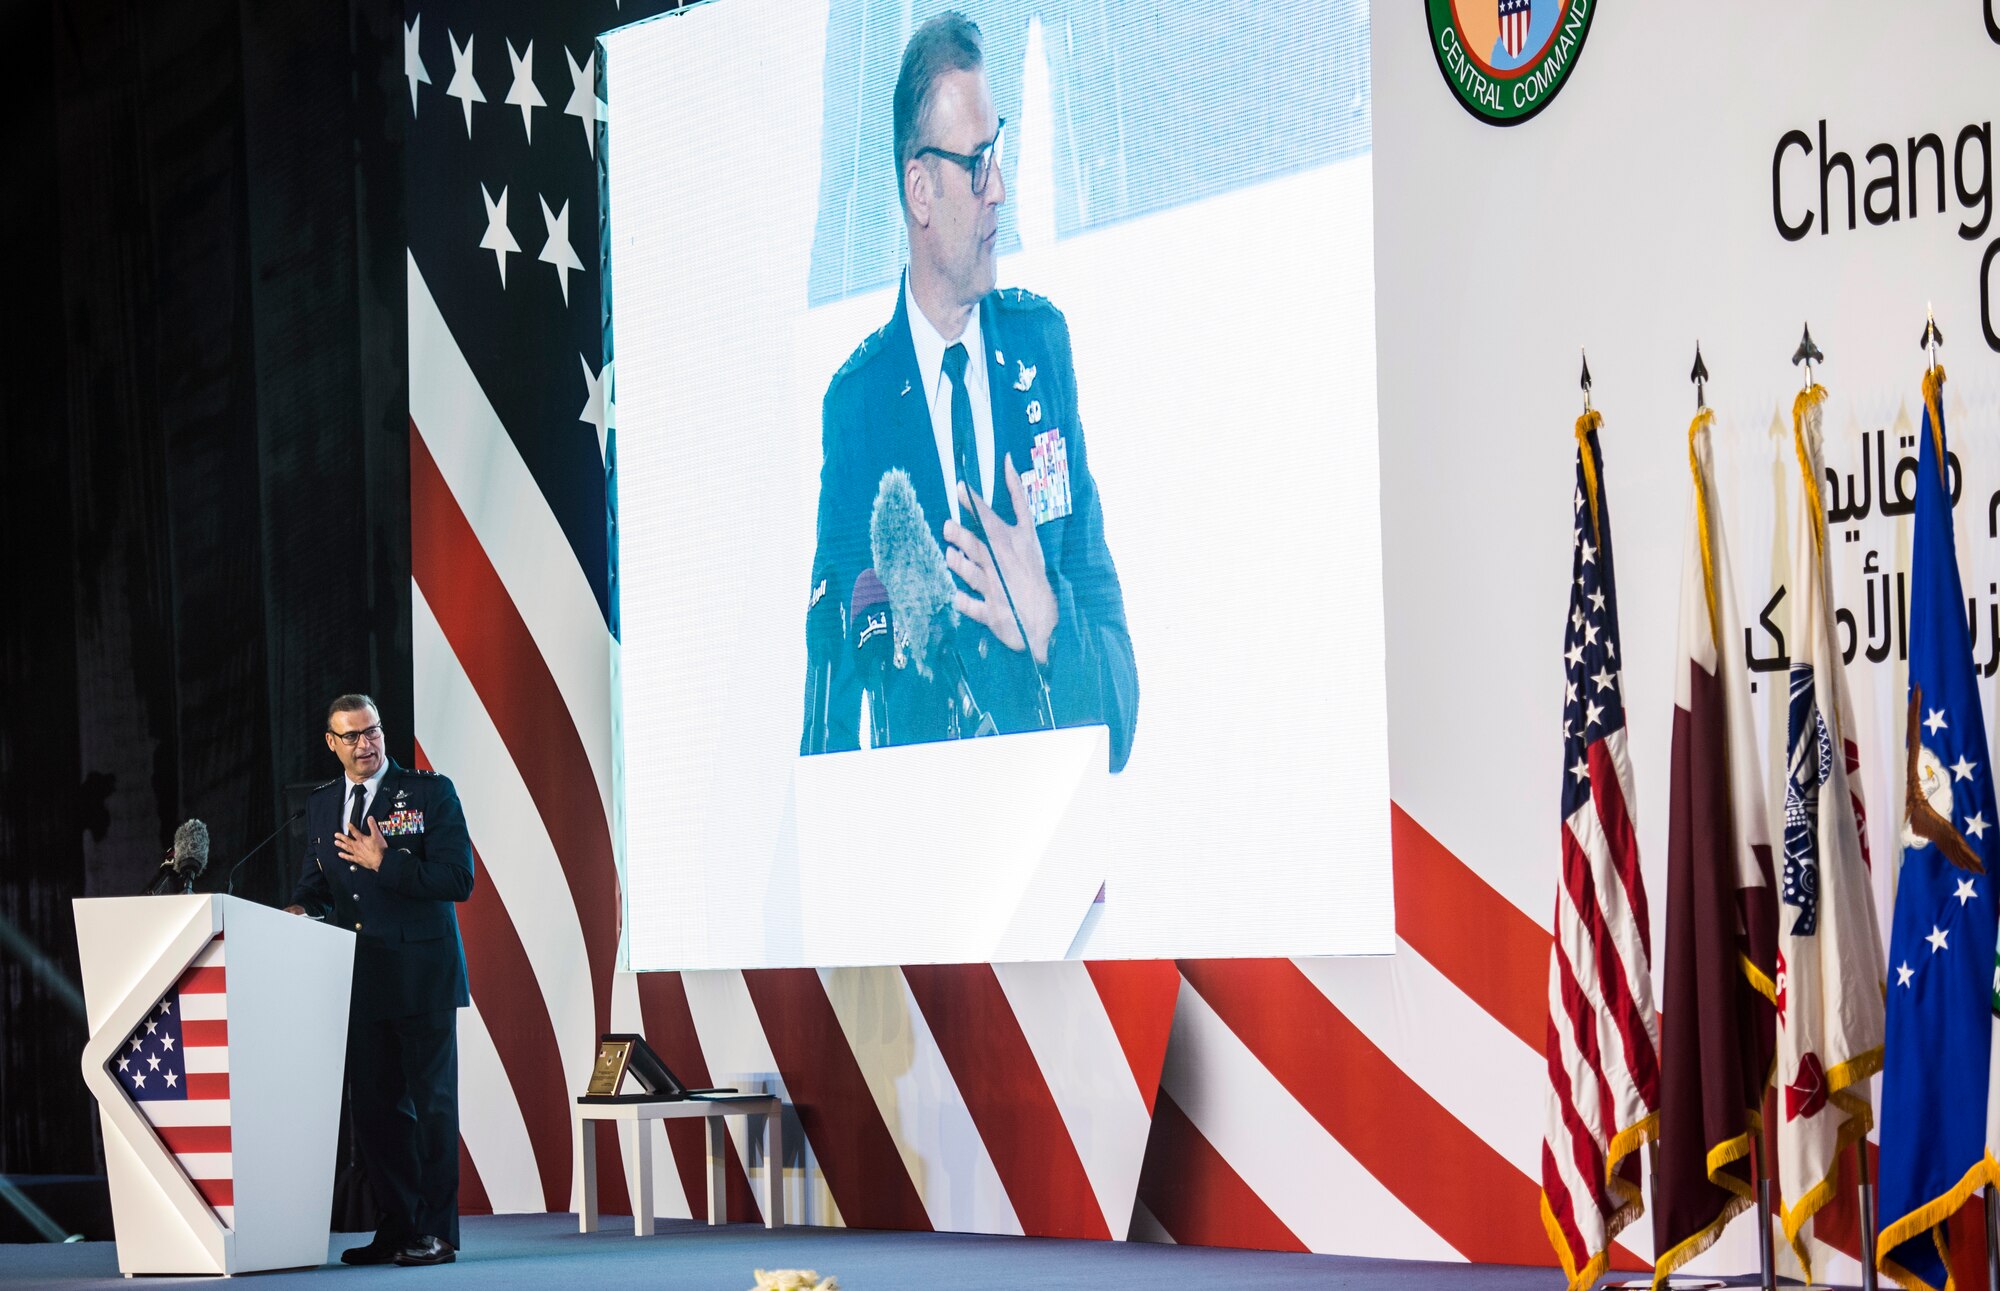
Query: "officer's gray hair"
325 693 379 727
892 12 984 215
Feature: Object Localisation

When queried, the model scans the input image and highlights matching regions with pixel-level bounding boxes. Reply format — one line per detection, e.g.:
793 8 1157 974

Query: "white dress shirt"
341 759 390 829
904 273 994 524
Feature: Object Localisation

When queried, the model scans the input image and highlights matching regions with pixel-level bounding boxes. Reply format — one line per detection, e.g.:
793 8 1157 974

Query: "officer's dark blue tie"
942 342 982 538
348 783 367 835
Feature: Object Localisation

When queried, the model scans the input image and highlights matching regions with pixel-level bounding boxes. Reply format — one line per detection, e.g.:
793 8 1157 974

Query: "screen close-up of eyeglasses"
916 118 1006 195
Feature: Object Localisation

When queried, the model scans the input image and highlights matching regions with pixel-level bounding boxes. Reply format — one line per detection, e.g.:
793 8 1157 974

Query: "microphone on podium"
870 469 995 737
141 819 210 895
173 820 211 889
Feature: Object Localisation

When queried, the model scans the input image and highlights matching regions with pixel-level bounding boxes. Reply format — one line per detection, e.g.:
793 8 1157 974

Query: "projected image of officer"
800 10 1139 772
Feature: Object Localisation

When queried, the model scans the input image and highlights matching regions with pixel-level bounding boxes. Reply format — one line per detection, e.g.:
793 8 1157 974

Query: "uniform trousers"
346 1007 460 1248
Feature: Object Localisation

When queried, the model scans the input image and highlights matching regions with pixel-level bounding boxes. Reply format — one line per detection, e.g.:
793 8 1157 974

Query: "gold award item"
586 1038 634 1096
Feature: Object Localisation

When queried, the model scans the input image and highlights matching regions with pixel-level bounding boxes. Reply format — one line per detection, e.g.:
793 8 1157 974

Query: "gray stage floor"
0 1213 1784 1289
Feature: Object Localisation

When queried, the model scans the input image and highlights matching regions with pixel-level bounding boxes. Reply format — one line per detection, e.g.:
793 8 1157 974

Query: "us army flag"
1773 384 1884 1282
1650 407 1780 1287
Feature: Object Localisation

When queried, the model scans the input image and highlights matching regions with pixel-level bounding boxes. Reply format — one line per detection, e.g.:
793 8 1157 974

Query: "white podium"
75 895 354 1276
792 726 1113 964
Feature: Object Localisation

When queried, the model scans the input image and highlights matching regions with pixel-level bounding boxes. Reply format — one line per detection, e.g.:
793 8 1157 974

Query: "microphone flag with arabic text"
1875 364 2000 1291
1774 382 1884 1282
1649 406 1779 1287
1539 409 1662 1291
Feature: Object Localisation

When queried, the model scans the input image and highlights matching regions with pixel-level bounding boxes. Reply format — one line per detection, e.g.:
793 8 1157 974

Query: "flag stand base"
1757 1176 1777 1291
1857 1141 1877 1291
1985 1186 1998 1291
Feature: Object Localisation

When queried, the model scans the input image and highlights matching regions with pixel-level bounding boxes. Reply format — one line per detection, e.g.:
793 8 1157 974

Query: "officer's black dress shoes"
338 1234 402 1265
394 1236 457 1266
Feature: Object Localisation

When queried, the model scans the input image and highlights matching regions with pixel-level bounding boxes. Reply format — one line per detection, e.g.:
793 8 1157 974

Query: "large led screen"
609 0 1389 969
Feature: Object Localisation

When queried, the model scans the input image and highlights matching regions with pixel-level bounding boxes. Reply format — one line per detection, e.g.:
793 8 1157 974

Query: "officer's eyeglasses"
329 725 385 747
917 119 1006 197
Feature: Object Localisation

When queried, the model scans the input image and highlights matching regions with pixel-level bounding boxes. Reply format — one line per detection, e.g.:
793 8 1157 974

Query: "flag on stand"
1540 409 1663 1291
1650 406 1779 1286
110 935 233 1226
1773 383 1884 1282
1876 363 2000 1291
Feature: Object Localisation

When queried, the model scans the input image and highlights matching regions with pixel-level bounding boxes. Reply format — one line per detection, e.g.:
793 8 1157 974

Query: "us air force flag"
1876 364 2000 1291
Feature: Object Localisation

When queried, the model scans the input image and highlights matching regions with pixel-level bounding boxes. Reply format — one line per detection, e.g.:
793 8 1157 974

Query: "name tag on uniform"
382 809 425 836
1024 428 1073 524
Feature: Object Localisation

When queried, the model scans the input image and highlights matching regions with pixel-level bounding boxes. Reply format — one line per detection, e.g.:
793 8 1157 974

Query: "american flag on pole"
112 936 233 1226
1540 410 1661 1291
1498 0 1533 59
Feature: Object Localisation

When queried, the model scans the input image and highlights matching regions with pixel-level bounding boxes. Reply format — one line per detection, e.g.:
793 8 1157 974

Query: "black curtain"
0 0 411 1199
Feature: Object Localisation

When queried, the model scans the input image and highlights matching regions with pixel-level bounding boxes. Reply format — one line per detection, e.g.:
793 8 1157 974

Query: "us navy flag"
1876 364 2000 1291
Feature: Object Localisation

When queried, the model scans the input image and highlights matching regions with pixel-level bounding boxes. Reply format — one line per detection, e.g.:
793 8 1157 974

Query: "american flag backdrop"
395 2 1882 1278
112 936 233 1226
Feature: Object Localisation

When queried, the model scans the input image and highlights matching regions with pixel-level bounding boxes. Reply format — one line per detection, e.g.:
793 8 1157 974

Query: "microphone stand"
138 852 181 896
941 641 998 739
224 809 305 898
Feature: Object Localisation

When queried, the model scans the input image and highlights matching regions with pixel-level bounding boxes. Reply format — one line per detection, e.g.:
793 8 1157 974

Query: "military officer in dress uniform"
285 694 472 1267
802 10 1139 772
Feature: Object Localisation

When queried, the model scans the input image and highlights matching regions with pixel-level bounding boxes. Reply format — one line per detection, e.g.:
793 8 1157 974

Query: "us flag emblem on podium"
111 936 233 1225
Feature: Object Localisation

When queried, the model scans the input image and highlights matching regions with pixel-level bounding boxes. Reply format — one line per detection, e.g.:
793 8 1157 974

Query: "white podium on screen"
75 894 354 1276
792 725 1112 964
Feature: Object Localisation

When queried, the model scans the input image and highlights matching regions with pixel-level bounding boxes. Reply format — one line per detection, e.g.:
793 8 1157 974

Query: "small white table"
573 1095 785 1235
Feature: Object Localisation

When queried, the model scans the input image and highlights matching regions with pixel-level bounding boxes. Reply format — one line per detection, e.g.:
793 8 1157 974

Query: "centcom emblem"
1426 0 1595 127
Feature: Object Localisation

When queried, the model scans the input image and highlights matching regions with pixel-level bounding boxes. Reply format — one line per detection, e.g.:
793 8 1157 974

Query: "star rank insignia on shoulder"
831 318 895 389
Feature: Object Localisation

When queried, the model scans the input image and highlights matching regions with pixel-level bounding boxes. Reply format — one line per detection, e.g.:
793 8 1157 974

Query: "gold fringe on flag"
1576 408 1605 547
1793 384 1830 562
1686 407 1720 655
1921 364 1947 479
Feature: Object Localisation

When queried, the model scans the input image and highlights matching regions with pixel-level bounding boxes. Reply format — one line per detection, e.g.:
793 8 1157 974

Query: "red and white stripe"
1544 721 1660 1290
142 938 234 1227
410 253 628 1216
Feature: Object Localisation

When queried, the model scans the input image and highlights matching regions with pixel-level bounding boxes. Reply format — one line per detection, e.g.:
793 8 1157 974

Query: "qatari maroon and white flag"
1650 408 1779 1287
